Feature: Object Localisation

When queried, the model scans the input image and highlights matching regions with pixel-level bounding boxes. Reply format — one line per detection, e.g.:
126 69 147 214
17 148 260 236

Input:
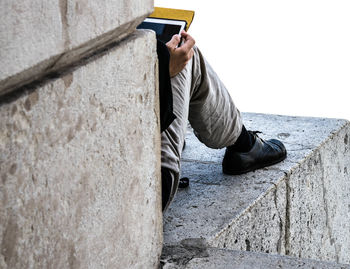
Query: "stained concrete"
161 243 350 269
0 30 162 269
164 113 350 264
0 0 153 96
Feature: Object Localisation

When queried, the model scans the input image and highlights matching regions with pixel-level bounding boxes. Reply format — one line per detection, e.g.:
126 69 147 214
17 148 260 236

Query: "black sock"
227 125 255 153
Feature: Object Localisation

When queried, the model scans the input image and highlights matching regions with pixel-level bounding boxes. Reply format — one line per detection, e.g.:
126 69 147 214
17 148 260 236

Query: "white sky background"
154 0 350 120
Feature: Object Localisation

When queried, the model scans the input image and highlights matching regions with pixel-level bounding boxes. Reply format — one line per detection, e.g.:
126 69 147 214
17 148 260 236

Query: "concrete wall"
287 124 350 262
0 0 153 96
1 0 162 268
0 30 162 269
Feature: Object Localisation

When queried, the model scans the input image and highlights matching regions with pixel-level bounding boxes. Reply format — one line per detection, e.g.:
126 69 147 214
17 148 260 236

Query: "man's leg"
187 47 243 149
160 47 193 211
189 48 287 175
161 46 243 210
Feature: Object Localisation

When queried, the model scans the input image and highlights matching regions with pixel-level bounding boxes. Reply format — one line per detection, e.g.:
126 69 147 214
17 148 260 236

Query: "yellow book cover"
149 7 195 31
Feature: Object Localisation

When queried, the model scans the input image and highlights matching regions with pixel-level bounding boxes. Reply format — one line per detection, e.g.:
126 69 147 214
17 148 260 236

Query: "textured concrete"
0 0 153 96
0 30 162 269
164 113 350 264
161 242 350 269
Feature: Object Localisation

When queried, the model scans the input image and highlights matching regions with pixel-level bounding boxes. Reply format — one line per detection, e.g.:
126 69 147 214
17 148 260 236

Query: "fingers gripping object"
166 31 196 77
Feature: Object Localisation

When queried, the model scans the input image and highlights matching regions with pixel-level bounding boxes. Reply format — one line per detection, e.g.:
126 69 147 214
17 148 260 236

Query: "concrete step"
163 113 350 265
161 243 350 269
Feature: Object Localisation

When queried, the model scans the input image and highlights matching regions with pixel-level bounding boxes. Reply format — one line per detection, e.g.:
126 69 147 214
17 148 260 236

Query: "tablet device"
137 18 187 44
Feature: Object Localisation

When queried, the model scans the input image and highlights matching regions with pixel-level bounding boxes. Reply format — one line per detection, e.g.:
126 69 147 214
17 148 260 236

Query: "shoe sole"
222 154 287 175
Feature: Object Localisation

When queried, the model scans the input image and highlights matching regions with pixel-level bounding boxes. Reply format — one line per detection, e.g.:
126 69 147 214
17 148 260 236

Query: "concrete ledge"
161 242 350 269
0 30 162 268
164 113 350 264
0 0 153 96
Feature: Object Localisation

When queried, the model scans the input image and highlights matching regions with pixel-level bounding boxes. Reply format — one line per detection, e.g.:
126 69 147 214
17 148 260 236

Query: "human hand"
166 31 196 77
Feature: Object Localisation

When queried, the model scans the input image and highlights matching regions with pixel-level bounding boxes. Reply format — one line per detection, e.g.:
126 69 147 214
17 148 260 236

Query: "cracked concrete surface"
0 31 162 269
163 113 350 265
162 247 350 269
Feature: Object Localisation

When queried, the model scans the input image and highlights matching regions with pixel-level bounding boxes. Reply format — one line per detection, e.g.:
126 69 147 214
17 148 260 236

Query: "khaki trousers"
161 46 242 209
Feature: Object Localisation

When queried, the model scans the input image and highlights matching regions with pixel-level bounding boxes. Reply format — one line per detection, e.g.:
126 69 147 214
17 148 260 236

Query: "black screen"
137 22 183 43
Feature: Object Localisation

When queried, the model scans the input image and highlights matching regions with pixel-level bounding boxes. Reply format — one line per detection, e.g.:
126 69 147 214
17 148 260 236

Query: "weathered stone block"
0 30 162 268
0 0 153 96
164 113 350 264
162 245 350 269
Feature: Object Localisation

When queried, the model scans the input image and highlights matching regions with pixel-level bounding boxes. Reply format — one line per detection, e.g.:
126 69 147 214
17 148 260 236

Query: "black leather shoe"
222 132 287 175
